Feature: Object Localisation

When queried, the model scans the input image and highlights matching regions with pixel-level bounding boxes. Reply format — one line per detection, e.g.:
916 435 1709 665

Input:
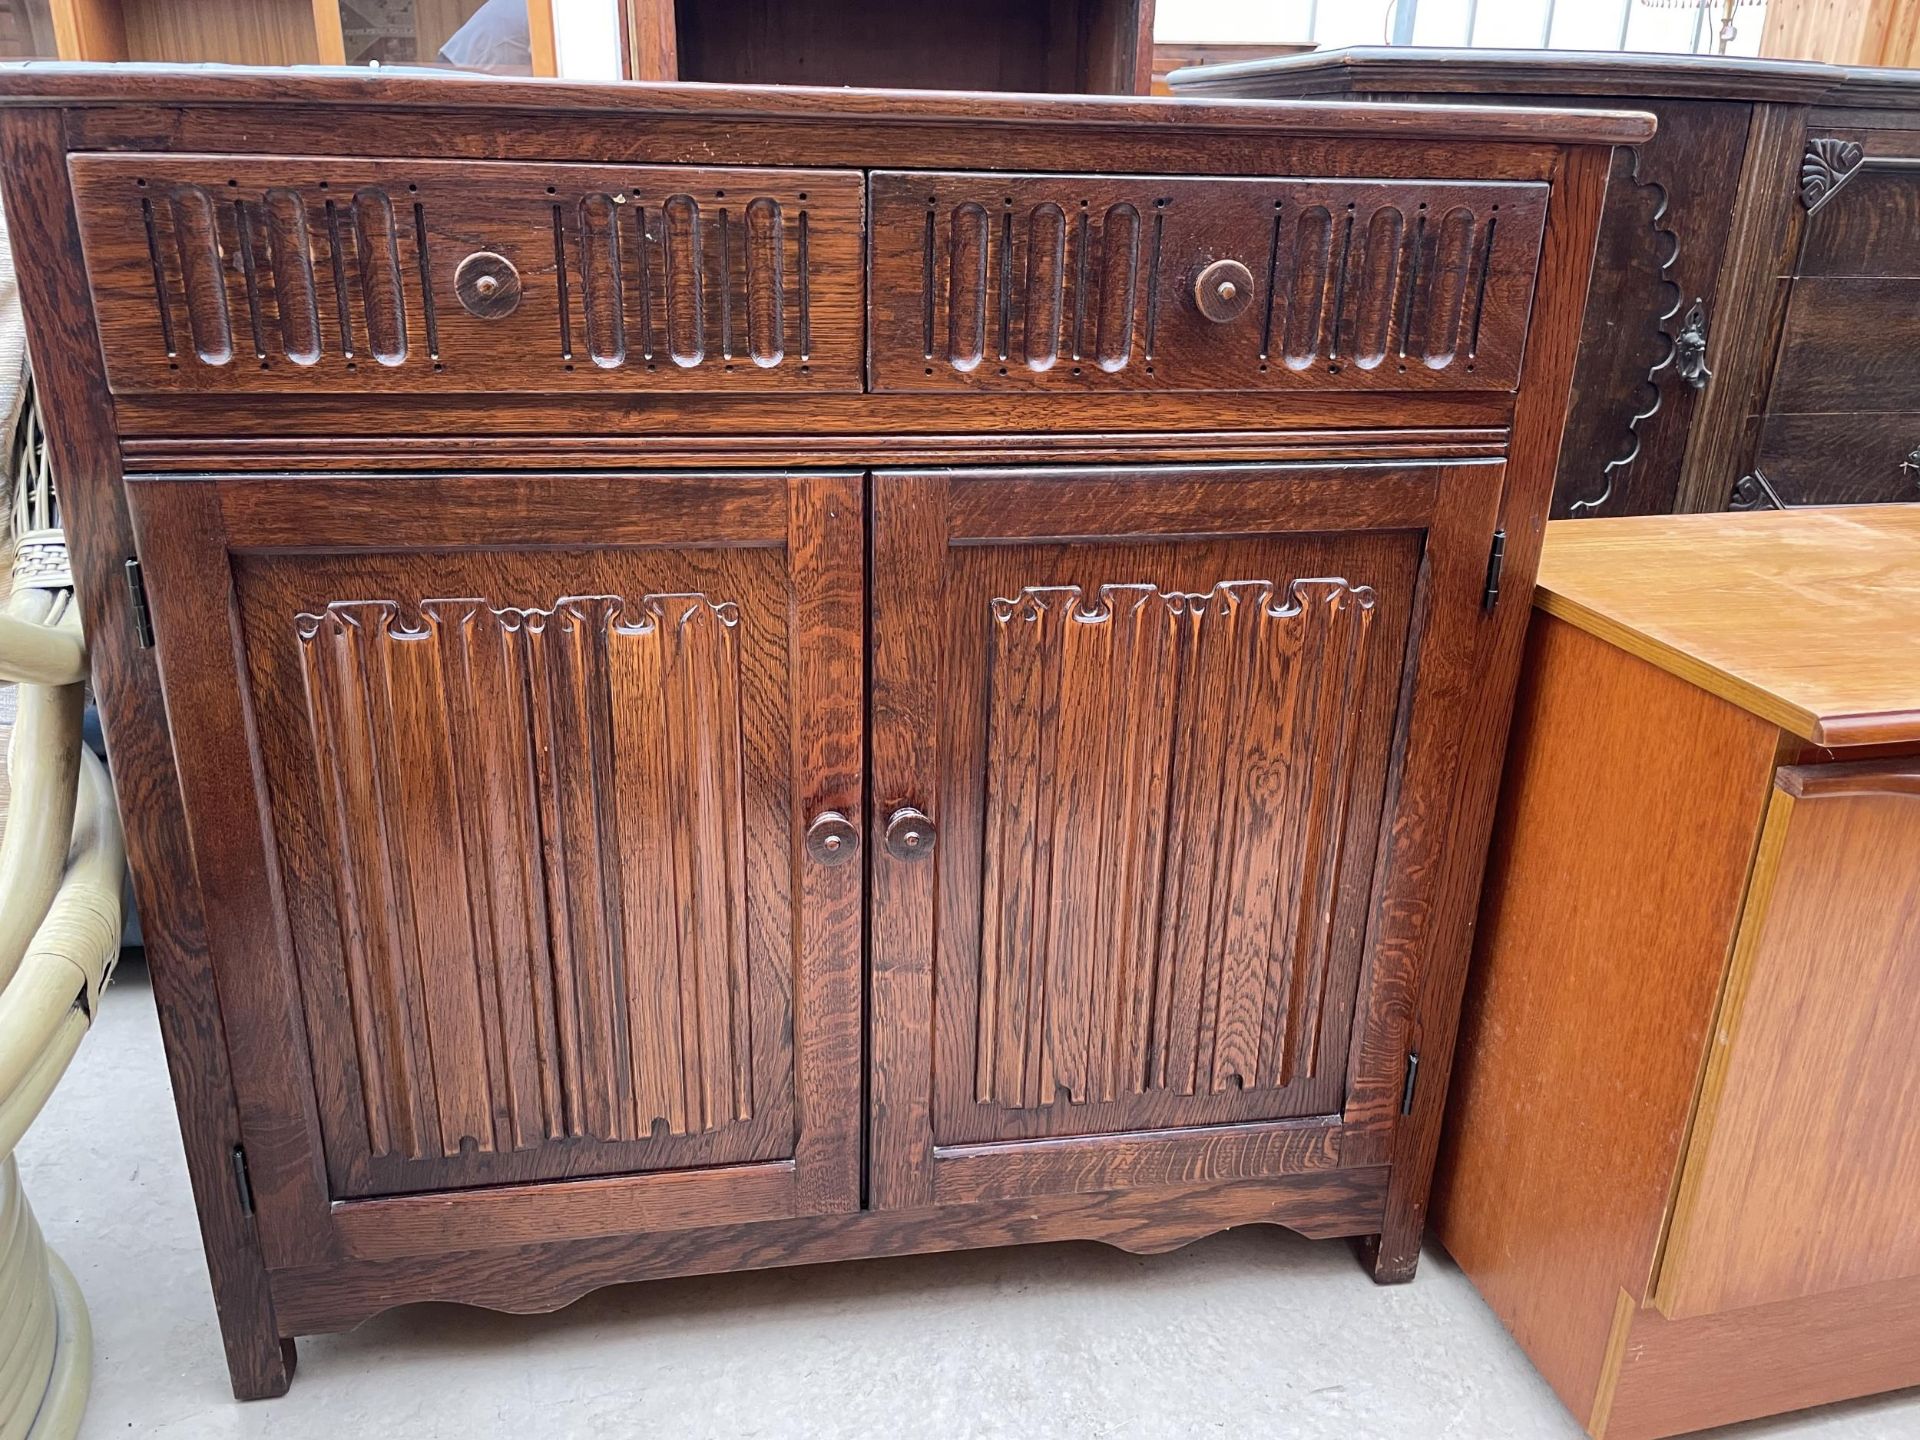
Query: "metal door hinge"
1481 529 1507 612
124 557 154 648
231 1144 255 1217
1400 1052 1421 1116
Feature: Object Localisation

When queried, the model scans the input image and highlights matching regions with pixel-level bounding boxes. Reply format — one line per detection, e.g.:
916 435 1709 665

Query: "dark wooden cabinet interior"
1174 49 1920 518
0 64 1642 1399
629 0 1154 93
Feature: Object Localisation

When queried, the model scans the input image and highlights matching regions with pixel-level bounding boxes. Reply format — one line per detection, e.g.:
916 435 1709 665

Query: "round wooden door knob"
1193 258 1256 323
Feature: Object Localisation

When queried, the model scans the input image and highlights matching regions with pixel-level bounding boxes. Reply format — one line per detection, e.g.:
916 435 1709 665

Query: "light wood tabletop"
1534 505 1920 747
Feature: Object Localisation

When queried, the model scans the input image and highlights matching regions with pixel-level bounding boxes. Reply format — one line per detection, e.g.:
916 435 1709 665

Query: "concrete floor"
15 961 1920 1440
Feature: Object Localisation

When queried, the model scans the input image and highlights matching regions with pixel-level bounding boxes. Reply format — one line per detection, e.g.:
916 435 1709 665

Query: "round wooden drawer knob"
455 251 522 319
1193 258 1255 324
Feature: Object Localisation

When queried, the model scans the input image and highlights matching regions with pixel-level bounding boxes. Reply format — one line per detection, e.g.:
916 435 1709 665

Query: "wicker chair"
0 315 124 1432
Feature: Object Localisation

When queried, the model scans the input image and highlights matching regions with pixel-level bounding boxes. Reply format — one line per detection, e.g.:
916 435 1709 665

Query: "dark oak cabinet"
1176 49 1920 518
0 66 1640 1398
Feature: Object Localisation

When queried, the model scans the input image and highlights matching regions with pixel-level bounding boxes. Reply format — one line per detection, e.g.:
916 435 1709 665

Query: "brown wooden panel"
1600 1272 1920 1440
111 388 1518 444
240 547 793 1196
1548 100 1750 518
1532 508 1920 749
943 467 1441 539
70 155 863 394
868 171 1548 394
1431 613 1781 1428
333 1161 799 1258
1797 164 1920 278
212 471 790 550
1751 409 1920 505
933 533 1416 1147
2 103 298 1402
258 577 775 1187
1766 275 1920 414
931 1120 1342 1204
1656 760 1920 1318
269 1167 1394 1334
124 427 1512 473
1667 102 1806 514
965 576 1388 1120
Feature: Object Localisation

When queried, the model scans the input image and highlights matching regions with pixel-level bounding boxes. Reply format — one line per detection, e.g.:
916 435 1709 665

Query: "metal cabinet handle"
883 807 937 861
804 811 860 866
1673 299 1712 391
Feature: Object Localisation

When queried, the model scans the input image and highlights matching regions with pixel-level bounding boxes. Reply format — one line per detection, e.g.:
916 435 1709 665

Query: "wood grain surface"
867 172 1547 395
269 1167 1394 1335
1545 100 1749 518
71 156 865 395
1167 47 1855 106
1655 759 1920 1318
1356 140 1613 1284
0 62 1657 145
1432 613 1780 1424
0 105 299 1400
1533 506 1920 745
1602 1271 1920 1439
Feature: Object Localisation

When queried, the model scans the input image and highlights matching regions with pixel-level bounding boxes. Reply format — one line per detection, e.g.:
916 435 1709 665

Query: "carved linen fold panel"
974 577 1378 1112
295 593 753 1161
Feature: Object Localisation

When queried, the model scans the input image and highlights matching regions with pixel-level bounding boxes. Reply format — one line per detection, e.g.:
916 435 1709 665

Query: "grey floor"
16 961 1920 1439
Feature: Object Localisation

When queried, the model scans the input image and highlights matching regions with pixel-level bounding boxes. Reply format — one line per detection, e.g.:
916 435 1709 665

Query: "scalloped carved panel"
869 172 1548 393
976 578 1378 1112
295 592 755 1165
69 156 863 394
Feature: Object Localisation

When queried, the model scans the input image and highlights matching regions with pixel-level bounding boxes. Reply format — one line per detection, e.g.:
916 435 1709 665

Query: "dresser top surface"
0 61 1654 145
1534 507 1920 748
1169 46 1920 110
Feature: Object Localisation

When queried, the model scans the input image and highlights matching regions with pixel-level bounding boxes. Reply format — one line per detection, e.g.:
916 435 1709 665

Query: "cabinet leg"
1354 1231 1421 1286
225 1333 297 1401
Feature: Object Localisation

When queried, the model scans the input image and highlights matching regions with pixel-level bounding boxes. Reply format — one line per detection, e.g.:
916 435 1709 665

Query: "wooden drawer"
1751 411 1920 506
867 171 1548 394
70 156 865 395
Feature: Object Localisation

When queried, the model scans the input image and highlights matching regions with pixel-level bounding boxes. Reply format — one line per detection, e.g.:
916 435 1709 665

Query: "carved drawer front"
69 156 863 395
868 171 1548 393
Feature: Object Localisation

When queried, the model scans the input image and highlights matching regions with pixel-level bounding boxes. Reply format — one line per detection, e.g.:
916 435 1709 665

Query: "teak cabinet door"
868 461 1503 1209
126 470 863 1268
1656 760 1920 1319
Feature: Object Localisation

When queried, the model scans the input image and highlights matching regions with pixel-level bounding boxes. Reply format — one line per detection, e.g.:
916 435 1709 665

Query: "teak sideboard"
1438 506 1920 1438
0 66 1643 1397
1173 49 1920 519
